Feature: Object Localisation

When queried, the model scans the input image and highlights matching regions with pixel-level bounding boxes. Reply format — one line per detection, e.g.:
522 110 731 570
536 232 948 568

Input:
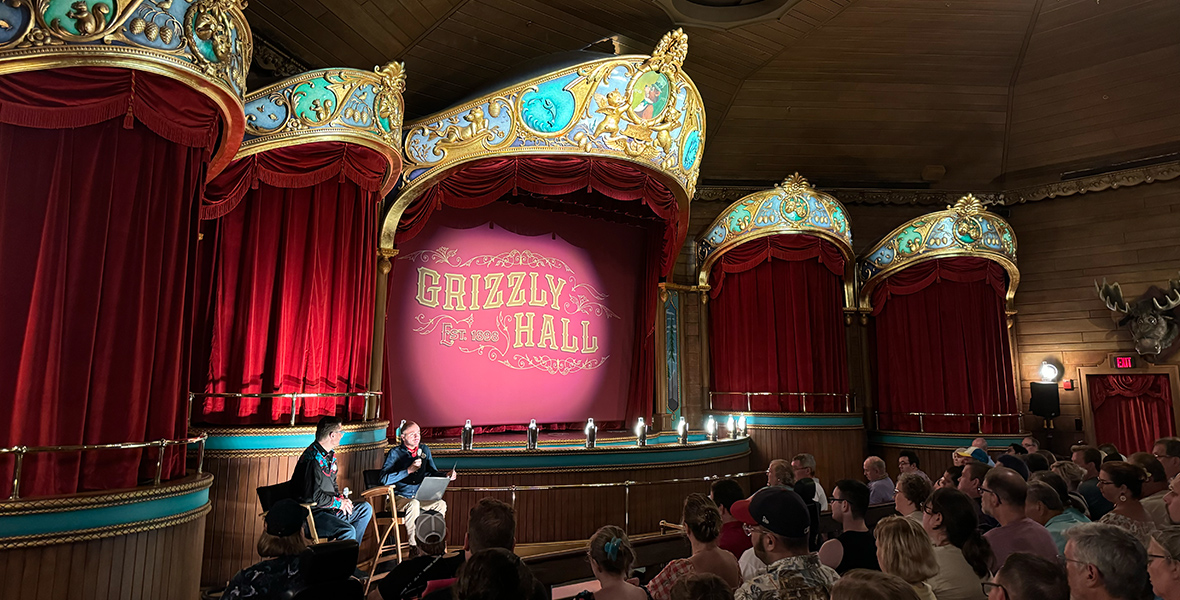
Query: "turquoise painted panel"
681 129 700 171
520 74 577 133
198 426 387 451
741 415 863 428
443 438 749 470
0 486 209 538
870 433 1025 449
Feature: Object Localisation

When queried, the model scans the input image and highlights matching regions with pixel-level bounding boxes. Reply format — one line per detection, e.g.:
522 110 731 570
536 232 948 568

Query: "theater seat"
281 540 363 600
361 469 410 596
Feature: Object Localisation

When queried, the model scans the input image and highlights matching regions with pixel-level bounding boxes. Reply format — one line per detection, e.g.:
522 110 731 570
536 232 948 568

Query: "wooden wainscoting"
747 426 867 487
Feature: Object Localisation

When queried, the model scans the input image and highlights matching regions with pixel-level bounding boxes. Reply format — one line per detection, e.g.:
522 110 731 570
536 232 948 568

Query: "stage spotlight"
635 417 647 447
737 415 748 437
726 415 736 440
461 420 474 450
526 419 538 450
705 416 717 442
585 418 597 449
1040 361 1061 383
677 417 689 445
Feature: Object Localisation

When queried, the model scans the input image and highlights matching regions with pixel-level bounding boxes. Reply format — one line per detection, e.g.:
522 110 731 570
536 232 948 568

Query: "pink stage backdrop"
386 201 646 428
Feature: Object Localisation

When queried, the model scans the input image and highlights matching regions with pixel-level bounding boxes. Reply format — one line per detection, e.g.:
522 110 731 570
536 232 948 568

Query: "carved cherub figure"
592 90 628 139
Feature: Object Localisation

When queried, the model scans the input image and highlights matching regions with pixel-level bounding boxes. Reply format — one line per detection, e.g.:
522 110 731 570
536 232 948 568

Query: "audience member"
380 420 456 554
223 499 309 600
831 570 920 600
953 448 972 467
895 473 932 525
420 497 547 600
1099 443 1125 463
575 526 646 600
791 453 829 510
1036 449 1058 468
958 462 999 531
875 516 938 600
648 493 741 600
972 438 989 452
938 465 964 490
454 547 539 600
1130 452 1171 526
1051 459 1092 518
711 479 752 560
1025 480 1088 555
1149 526 1180 600
1168 473 1180 523
986 553 1069 600
291 417 373 542
1073 445 1115 519
863 457 894 504
1007 443 1028 456
767 459 794 489
957 447 995 467
923 488 992 600
996 454 1030 480
671 573 733 600
1154 438 1180 480
981 467 1058 570
1097 460 1158 546
898 450 930 482
819 480 879 574
1024 452 1050 475
379 511 459 600
1022 437 1041 454
1030 470 1090 520
733 487 839 600
1064 522 1150 600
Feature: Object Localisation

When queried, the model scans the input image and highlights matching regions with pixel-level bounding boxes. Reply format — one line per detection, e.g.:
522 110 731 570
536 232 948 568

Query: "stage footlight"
635 417 647 447
677 417 689 445
461 419 474 450
737 415 748 437
726 415 736 440
705 416 717 442
585 418 597 449
526 419 538 450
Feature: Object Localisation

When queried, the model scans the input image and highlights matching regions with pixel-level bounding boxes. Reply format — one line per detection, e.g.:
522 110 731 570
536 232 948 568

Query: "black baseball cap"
730 487 810 539
265 499 306 537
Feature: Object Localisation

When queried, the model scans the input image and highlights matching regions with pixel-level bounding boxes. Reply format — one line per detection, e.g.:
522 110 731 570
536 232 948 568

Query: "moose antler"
1096 279 1130 313
1155 271 1180 311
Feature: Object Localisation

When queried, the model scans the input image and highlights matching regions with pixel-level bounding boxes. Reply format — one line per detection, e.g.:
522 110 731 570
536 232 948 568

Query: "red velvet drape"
193 143 386 424
1089 374 1174 453
873 257 1018 433
0 68 220 497
708 236 849 412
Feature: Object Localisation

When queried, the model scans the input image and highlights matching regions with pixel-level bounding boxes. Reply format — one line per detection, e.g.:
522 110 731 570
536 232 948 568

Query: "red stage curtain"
397 156 683 275
708 235 849 412
873 257 1018 433
193 143 386 424
1089 374 1174 453
0 68 220 497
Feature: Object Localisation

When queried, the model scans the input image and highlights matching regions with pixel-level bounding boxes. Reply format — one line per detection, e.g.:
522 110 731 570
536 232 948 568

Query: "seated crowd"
221 420 1180 600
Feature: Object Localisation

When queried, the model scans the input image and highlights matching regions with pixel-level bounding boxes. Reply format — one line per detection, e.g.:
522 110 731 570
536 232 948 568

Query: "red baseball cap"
730 487 810 539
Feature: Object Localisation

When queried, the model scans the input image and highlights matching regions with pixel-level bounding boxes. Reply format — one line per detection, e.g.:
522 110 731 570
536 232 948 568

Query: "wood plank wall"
748 427 866 488
1007 178 1180 455
0 514 205 600
199 446 387 586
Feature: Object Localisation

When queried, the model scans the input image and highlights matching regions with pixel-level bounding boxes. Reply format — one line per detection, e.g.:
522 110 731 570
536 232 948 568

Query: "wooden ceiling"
246 0 1180 190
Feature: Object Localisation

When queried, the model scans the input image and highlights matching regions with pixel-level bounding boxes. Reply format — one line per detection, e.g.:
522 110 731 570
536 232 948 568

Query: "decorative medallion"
0 0 252 177
858 194 1019 311
696 173 856 308
238 61 406 195
380 28 706 251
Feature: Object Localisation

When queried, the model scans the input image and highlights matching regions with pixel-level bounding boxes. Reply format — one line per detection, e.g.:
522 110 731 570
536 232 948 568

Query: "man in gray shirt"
863 456 894 504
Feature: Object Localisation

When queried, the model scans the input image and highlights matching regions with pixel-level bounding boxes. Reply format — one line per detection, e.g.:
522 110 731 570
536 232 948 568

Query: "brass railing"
189 391 384 426
443 470 763 535
0 433 208 501
708 391 855 413
873 411 1023 434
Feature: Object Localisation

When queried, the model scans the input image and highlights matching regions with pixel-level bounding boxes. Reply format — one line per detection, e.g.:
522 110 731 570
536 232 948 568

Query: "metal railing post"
10 447 25 501
290 396 299 427
845 393 852 414
746 392 751 413
976 415 983 434
197 436 206 474
918 414 925 433
624 481 631 534
187 392 194 430
801 394 808 414
511 485 517 508
154 439 167 485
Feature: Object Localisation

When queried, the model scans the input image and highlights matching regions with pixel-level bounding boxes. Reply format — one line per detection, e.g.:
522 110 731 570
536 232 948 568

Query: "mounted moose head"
1096 273 1180 358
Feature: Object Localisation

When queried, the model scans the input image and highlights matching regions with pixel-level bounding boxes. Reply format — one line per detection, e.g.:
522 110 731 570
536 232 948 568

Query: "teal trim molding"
435 436 750 471
0 474 213 547
704 412 863 428
870 432 1025 449
192 421 388 452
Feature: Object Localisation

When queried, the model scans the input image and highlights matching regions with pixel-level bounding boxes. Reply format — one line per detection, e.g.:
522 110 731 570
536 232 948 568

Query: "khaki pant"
394 495 447 545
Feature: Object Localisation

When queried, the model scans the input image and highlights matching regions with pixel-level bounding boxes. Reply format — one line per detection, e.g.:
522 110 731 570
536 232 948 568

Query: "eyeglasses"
1063 557 1092 569
1097 479 1114 487
979 486 995 496
1149 553 1173 562
742 523 765 537
981 582 1007 597
830 498 849 504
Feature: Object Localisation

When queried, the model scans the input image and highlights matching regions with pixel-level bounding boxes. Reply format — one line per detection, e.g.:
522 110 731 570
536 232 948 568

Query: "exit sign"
1113 355 1137 369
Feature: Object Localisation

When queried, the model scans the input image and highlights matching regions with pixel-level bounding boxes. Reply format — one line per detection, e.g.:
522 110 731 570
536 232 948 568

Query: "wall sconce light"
460 419 474 451
635 417 647 446
726 415 736 440
526 419 538 450
1040 360 1062 383
737 415 748 437
705 416 717 442
585 418 597 449
677 417 689 445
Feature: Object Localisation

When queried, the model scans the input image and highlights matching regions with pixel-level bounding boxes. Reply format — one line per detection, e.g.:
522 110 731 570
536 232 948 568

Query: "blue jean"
312 501 372 542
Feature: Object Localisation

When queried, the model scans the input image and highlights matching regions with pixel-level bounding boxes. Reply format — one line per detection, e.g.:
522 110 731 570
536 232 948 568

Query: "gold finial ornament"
375 61 406 94
778 173 813 195
645 28 689 75
948 193 985 216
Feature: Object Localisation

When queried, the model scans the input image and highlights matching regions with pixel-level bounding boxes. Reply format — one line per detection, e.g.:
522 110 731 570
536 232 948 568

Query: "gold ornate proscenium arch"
0 0 252 178
236 62 407 196
378 29 706 251
858 194 1020 313
696 174 856 309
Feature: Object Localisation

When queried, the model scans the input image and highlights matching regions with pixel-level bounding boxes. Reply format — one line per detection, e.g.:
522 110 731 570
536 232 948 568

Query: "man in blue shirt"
380 421 457 555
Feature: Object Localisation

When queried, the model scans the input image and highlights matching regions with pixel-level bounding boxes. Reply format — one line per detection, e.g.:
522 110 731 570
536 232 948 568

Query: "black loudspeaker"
1030 382 1061 419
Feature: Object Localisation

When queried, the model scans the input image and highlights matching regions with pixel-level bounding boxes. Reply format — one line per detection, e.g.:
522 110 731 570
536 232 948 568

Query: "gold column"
367 249 398 419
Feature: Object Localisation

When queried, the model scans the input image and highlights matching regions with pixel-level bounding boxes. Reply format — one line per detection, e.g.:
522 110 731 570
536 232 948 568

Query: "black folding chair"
257 480 322 544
